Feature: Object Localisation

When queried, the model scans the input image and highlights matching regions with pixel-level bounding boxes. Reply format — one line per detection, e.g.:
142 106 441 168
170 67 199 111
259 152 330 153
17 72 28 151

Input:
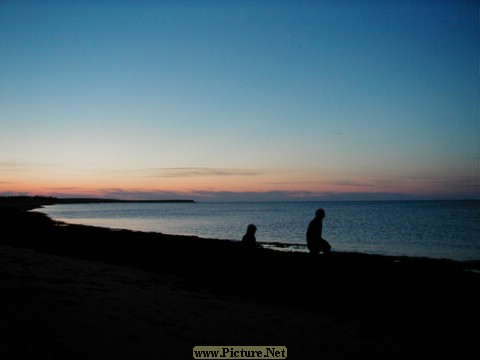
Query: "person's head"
247 224 257 234
315 208 325 219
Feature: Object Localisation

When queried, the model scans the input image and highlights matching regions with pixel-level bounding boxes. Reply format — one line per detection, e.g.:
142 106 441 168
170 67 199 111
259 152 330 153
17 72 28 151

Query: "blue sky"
0 0 478 201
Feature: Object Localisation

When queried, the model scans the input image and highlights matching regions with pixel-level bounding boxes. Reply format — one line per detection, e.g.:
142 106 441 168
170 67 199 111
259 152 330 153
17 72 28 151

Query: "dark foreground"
0 201 479 359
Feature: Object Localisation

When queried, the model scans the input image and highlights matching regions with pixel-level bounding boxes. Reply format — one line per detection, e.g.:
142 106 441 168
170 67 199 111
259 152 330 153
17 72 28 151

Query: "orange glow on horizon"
0 173 473 200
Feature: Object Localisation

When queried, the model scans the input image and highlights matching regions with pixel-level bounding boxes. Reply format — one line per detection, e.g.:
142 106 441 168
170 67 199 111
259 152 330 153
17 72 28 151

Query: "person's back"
306 216 322 245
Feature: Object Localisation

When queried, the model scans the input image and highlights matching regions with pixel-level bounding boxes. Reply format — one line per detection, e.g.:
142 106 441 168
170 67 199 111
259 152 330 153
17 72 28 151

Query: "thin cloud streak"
334 180 374 187
149 167 263 178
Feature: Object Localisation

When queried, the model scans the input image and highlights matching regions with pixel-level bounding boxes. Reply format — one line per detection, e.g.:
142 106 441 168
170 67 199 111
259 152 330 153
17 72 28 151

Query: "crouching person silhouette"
241 224 257 251
306 208 331 255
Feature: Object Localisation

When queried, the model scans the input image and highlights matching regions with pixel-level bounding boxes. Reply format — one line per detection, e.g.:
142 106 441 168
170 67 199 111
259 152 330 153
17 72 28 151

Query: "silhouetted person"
306 208 331 255
242 224 257 250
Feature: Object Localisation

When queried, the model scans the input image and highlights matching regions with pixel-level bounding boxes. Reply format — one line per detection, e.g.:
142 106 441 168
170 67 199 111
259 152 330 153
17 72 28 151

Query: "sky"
1 0 478 201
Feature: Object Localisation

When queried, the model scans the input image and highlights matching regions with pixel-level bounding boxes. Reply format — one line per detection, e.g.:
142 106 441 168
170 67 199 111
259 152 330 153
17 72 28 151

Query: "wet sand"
1 203 479 359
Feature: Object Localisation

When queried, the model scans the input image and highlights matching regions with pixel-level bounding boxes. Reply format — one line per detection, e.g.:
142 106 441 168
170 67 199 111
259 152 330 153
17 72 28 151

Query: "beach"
1 200 479 359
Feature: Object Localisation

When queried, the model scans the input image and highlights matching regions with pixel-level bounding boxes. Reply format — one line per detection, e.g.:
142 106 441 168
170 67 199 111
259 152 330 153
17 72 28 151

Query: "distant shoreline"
0 195 195 210
45 198 195 204
2 195 478 209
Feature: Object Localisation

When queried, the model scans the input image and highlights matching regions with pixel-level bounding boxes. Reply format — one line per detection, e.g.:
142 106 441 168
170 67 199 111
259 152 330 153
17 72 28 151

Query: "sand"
1 202 479 359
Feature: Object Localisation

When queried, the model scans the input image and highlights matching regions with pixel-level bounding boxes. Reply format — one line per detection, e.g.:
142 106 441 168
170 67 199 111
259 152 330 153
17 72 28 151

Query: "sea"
38 200 480 262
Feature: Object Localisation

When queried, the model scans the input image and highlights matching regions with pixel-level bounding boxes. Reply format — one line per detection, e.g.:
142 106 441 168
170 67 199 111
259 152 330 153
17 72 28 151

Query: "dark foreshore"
1 197 479 359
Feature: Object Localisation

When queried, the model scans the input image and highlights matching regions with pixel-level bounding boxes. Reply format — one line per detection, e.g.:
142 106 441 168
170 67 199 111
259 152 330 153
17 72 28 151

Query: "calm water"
38 200 480 262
